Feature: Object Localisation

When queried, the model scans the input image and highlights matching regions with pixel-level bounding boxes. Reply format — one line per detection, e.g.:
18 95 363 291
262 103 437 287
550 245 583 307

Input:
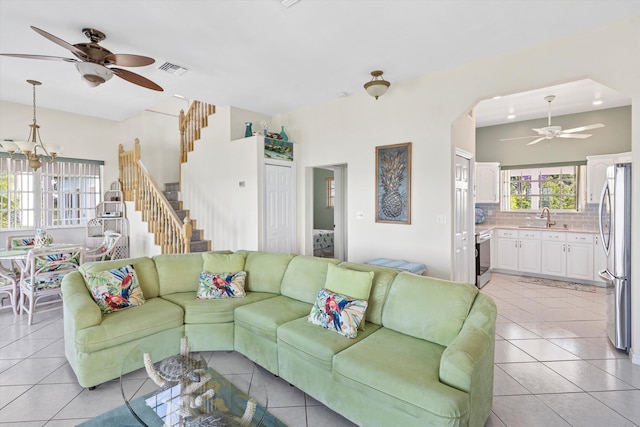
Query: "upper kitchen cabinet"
586 152 631 204
475 162 500 204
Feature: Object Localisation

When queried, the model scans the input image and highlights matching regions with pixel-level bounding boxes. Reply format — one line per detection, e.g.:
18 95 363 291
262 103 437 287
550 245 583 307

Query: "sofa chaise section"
63 257 184 388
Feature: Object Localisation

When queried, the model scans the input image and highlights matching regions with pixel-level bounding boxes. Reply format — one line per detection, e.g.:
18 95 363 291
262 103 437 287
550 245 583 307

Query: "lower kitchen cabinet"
496 228 596 282
541 232 594 281
496 229 541 274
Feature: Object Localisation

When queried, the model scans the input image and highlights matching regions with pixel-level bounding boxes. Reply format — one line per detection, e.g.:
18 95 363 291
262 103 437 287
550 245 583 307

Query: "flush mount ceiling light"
364 70 390 100
0 80 62 170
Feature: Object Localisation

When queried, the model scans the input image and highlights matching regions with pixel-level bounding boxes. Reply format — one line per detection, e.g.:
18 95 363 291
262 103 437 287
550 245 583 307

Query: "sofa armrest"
439 292 496 393
62 271 102 330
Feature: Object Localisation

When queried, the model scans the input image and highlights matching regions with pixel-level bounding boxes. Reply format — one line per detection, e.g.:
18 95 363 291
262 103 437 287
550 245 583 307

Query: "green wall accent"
313 168 334 230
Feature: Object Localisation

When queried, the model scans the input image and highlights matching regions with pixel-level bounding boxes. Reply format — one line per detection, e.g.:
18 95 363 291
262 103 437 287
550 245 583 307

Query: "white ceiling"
1 1 639 122
474 79 631 128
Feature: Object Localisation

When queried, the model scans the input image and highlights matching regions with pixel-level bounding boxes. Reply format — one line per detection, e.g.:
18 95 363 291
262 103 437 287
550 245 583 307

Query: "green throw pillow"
324 264 374 329
202 253 246 274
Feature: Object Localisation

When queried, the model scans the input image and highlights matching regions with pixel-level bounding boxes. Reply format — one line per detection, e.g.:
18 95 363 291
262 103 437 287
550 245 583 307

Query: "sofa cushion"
280 256 340 304
153 253 204 295
337 262 398 326
80 257 160 299
278 317 381 370
161 291 276 324
83 264 145 314
307 288 368 338
197 271 246 299
333 327 468 421
382 272 478 347
237 251 295 293
325 263 374 330
74 297 184 353
202 252 246 274
234 295 311 342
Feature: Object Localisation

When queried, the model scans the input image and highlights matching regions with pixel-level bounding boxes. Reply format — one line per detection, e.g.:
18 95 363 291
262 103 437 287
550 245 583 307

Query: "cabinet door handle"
567 245 571 252
515 241 518 248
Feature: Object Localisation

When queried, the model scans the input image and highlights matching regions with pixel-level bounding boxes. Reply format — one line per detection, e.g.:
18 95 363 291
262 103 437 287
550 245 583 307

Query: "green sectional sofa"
62 250 496 427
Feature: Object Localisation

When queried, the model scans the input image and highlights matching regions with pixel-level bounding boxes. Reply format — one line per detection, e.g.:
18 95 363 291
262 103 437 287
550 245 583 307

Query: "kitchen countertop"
475 224 599 234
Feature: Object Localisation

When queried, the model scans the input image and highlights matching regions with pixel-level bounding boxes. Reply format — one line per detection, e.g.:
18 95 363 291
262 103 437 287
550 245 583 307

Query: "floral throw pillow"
83 264 145 314
307 288 368 339
197 271 247 299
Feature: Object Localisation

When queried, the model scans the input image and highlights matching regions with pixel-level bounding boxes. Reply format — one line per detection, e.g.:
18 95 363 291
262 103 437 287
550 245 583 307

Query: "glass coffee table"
120 339 271 427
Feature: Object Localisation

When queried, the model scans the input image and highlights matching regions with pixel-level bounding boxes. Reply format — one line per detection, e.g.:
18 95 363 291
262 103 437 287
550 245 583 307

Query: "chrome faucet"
540 207 556 228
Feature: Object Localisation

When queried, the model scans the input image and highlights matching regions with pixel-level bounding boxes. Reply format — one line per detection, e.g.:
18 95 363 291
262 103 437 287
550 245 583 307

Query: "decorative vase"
34 229 52 248
244 122 253 138
280 125 288 142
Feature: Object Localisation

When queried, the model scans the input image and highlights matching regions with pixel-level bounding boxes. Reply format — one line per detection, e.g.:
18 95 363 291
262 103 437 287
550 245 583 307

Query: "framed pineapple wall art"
375 142 411 224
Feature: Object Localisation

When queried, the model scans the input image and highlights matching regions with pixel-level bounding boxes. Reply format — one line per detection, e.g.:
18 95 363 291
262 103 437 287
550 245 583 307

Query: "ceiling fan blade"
557 133 592 139
500 135 540 141
104 53 155 67
531 128 548 135
111 68 163 91
526 137 547 146
562 123 605 133
30 26 86 57
0 53 78 62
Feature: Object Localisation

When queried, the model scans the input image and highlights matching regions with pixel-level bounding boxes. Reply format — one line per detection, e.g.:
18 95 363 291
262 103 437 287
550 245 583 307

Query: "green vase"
245 122 253 138
280 125 288 142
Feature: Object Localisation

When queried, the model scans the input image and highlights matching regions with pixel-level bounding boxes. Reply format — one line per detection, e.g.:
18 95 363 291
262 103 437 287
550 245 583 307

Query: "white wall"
181 106 265 251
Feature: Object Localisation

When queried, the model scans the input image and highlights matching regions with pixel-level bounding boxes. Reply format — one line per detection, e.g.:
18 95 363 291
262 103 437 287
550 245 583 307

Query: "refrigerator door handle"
598 182 610 257
598 269 614 283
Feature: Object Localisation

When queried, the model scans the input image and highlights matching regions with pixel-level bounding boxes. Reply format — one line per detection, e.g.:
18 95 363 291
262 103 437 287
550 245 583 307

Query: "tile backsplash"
475 203 600 231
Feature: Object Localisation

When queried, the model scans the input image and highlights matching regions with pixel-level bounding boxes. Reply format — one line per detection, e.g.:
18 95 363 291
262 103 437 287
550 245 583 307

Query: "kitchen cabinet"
475 162 500 204
496 229 541 274
586 152 632 204
541 232 593 280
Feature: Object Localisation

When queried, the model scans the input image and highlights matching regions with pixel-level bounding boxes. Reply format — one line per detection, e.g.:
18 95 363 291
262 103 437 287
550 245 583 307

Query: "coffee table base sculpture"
142 337 257 427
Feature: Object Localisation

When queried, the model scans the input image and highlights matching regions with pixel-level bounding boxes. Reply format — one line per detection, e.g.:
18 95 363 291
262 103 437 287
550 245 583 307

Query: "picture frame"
375 142 411 224
264 137 293 161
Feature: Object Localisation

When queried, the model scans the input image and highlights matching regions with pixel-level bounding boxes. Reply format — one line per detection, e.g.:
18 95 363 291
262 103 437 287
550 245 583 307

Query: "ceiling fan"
500 95 604 145
1 26 163 91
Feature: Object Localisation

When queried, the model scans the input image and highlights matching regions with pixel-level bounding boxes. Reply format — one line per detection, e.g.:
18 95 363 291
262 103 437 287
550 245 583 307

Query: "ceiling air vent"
158 62 189 76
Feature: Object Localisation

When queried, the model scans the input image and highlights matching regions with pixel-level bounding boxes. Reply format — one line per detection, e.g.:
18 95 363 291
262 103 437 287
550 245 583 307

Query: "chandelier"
1 80 62 170
364 70 390 100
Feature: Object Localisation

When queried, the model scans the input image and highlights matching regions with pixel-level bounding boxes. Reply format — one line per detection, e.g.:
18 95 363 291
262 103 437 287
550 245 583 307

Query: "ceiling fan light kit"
364 70 390 100
500 94 605 146
75 62 114 87
0 26 163 91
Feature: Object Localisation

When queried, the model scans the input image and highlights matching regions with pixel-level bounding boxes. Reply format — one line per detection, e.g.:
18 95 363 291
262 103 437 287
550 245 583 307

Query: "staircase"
163 182 210 252
119 100 216 254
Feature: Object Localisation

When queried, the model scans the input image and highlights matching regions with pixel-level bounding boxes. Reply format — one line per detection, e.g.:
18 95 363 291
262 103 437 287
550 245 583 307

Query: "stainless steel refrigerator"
598 162 632 352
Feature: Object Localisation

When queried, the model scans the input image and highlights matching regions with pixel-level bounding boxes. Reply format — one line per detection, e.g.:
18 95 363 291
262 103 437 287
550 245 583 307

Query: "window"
326 177 335 208
501 164 581 211
0 155 102 229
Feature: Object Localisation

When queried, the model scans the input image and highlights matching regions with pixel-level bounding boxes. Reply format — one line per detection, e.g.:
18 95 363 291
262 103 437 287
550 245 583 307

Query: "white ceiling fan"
500 95 605 145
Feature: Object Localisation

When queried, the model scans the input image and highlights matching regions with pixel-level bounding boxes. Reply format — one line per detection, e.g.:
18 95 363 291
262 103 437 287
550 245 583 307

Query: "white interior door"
332 165 348 260
454 152 473 283
264 163 295 253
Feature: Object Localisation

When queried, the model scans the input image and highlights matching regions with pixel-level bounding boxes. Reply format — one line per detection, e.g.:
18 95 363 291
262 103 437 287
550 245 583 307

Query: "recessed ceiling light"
507 114 516 119
337 92 350 98
281 0 300 7
592 99 603 106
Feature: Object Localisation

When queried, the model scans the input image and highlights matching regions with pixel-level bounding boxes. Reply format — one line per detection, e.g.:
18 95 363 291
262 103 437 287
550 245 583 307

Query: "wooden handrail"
119 139 193 254
179 100 216 163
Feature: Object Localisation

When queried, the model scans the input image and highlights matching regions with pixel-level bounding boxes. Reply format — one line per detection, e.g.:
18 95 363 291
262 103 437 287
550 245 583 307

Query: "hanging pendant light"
364 70 390 100
1 80 62 170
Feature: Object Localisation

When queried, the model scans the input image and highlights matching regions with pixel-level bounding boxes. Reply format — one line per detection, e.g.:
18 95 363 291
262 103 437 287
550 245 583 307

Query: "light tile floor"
0 272 638 426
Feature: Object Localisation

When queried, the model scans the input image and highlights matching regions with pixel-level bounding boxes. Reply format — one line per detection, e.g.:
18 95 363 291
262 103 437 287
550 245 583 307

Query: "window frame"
0 154 103 230
325 177 335 209
500 163 584 213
